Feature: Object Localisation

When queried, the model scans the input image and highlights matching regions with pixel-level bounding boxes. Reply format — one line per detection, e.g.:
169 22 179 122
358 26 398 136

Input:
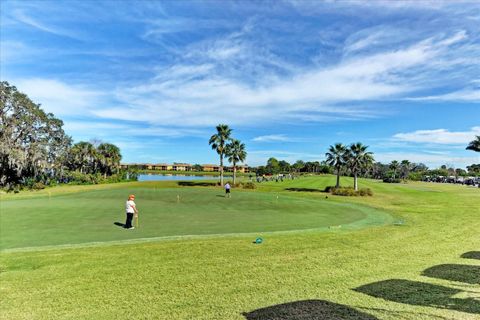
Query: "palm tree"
347 143 374 191
389 160 400 179
325 143 347 188
466 136 480 152
97 143 122 178
70 142 96 174
225 139 247 185
400 160 411 180
209 124 232 186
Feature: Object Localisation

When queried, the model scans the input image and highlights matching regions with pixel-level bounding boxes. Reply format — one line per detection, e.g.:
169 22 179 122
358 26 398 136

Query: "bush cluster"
239 181 257 189
383 177 401 183
325 186 373 196
65 171 137 185
221 181 257 189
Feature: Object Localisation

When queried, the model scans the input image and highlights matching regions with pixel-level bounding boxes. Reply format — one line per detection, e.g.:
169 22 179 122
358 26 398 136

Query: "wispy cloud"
410 89 480 102
14 78 103 116
93 31 468 127
393 127 480 145
5 3 477 130
375 152 479 168
12 10 82 40
252 134 292 142
3 1 479 165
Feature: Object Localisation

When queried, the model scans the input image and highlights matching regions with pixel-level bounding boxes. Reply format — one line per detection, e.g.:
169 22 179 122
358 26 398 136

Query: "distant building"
202 164 220 172
172 163 192 171
120 163 250 173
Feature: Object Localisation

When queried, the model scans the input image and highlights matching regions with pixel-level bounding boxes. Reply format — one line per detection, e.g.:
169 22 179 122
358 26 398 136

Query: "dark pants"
125 212 134 228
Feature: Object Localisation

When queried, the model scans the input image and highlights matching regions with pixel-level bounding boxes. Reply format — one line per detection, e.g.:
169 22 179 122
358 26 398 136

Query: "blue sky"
1 0 479 168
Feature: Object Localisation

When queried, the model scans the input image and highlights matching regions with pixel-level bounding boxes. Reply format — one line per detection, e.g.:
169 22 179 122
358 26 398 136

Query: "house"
202 164 220 172
153 164 172 171
172 163 192 171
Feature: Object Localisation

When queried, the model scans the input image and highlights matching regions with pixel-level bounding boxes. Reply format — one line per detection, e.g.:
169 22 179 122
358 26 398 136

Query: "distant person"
224 182 231 198
125 194 138 229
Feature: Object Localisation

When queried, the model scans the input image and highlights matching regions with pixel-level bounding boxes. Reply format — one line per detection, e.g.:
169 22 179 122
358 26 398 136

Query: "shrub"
241 182 257 189
324 186 335 193
329 187 373 197
383 177 401 183
31 182 46 190
331 187 356 196
358 188 373 196
66 172 99 185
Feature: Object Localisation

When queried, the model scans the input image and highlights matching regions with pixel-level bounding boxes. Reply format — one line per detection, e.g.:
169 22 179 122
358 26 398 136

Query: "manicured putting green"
0 187 390 250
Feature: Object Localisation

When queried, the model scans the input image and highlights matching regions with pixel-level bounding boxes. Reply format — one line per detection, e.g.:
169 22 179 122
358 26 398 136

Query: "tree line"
253 140 480 187
0 82 131 190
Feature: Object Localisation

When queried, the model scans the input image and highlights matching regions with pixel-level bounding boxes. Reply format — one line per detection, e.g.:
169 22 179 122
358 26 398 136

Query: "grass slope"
0 176 479 320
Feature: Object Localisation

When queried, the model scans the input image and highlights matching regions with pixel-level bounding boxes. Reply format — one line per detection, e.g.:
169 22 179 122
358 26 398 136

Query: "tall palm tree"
347 143 374 191
389 160 400 179
466 136 480 152
225 139 247 185
400 160 411 180
97 143 122 178
325 143 347 188
209 124 232 186
70 142 96 174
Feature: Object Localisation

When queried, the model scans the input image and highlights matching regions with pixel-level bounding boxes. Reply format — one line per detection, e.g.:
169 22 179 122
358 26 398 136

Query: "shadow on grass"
242 299 378 319
285 188 324 193
462 251 480 260
355 279 480 314
422 264 480 284
177 181 217 187
113 222 125 228
360 306 452 320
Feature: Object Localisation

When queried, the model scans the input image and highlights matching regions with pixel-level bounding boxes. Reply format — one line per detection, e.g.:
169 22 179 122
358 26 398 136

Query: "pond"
138 174 219 181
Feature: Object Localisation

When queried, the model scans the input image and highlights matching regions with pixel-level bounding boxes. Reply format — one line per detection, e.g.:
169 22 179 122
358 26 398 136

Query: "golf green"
0 185 390 250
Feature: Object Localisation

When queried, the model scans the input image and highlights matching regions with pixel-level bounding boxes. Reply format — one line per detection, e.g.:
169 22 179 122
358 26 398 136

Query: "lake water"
138 174 219 181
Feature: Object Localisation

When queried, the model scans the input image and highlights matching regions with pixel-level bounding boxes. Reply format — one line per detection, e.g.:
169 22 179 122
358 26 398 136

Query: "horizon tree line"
253 137 479 185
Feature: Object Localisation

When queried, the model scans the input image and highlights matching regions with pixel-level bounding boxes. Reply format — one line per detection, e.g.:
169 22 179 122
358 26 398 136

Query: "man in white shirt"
125 194 138 229
225 182 231 198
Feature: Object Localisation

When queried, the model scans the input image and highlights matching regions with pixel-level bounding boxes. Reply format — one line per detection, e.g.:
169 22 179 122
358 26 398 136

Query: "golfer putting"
125 194 138 229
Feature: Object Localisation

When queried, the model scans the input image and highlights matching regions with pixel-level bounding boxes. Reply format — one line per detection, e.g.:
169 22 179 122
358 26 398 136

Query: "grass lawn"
0 175 479 319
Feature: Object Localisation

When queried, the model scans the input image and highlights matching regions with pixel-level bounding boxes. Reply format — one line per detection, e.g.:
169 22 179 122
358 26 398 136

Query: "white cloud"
375 152 479 169
87 30 472 128
63 120 208 139
252 134 291 142
411 89 480 102
12 10 82 39
63 121 125 132
393 127 480 145
14 78 104 117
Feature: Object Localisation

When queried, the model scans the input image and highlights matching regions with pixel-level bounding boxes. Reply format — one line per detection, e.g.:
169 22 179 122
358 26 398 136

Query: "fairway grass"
1 176 479 319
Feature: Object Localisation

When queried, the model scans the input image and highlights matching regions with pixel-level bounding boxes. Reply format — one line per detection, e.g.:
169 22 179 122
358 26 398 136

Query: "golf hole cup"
255 237 263 244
